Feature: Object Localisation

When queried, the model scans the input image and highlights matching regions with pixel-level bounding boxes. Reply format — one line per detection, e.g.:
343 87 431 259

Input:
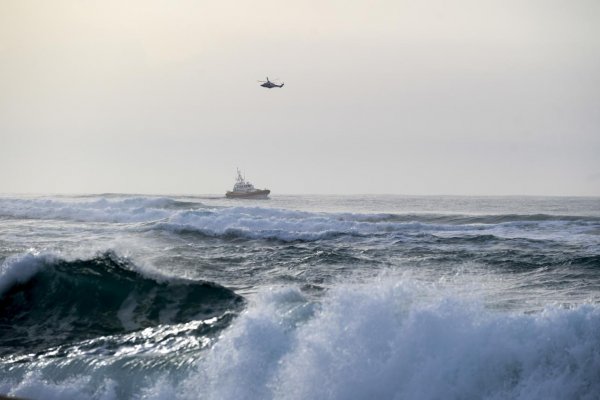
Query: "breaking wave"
0 251 244 355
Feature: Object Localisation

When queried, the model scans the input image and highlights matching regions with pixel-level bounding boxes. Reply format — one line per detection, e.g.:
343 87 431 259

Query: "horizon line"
1 192 599 199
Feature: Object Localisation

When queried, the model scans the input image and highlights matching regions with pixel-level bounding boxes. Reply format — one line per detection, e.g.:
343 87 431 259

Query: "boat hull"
225 189 270 199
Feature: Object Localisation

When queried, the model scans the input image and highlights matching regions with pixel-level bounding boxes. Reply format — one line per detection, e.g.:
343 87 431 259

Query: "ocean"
0 194 599 399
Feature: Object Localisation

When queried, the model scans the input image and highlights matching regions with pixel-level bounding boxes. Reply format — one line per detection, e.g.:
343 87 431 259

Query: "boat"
225 169 270 199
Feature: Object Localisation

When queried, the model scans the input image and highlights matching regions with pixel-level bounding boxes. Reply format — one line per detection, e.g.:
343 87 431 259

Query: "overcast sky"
1 0 599 195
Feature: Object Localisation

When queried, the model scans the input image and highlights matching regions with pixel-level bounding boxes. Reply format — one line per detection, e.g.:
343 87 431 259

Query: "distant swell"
0 252 244 355
154 207 599 243
1 197 598 243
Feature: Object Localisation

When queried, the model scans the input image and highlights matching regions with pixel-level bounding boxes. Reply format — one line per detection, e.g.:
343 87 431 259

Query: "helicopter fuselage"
261 81 284 88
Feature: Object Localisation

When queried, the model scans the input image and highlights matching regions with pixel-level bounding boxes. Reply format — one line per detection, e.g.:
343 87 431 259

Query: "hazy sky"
1 0 599 195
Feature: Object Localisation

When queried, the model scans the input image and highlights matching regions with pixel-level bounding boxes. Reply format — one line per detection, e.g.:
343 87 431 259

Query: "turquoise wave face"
0 252 244 355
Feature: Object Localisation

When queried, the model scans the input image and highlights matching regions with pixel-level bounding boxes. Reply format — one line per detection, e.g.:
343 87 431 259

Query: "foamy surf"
182 281 600 400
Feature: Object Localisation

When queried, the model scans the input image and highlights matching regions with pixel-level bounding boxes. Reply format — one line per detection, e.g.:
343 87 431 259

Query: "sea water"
0 194 599 399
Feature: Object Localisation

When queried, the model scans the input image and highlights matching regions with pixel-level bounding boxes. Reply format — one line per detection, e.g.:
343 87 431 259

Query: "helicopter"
258 77 284 89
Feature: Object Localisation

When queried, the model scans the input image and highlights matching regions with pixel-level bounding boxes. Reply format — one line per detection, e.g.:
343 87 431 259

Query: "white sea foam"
169 279 600 400
0 372 117 400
